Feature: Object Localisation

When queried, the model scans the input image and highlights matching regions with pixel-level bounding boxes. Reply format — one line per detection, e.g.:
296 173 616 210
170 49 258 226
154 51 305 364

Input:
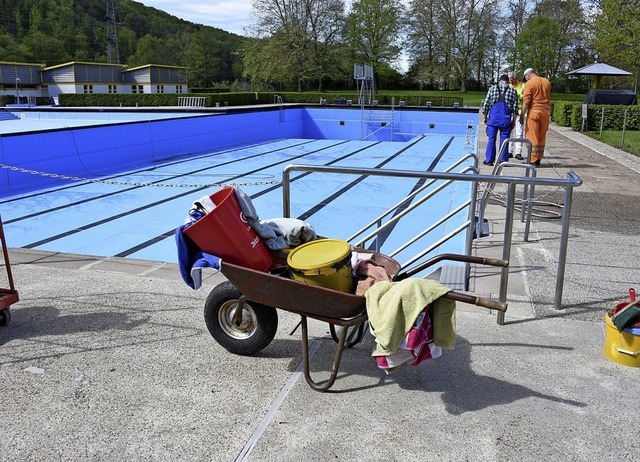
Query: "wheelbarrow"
0 214 19 326
203 251 508 391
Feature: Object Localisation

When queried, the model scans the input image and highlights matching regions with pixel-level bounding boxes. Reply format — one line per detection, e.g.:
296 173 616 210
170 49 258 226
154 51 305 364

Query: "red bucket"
183 186 273 271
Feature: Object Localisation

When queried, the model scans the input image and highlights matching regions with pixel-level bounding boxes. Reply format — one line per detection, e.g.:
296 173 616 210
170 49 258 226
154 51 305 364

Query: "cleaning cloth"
611 300 640 331
365 278 456 357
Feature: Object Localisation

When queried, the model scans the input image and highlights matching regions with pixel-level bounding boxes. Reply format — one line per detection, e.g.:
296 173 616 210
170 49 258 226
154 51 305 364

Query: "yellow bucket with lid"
287 239 354 293
604 313 640 368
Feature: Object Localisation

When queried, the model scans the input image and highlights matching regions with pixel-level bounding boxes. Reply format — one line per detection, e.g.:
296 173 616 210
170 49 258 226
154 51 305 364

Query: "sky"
136 1 253 36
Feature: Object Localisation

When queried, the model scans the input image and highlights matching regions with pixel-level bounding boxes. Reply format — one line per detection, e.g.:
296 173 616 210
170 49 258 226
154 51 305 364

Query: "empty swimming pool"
0 106 479 273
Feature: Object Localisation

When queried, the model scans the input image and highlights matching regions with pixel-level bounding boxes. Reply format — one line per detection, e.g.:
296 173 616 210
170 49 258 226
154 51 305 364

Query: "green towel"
612 301 640 331
365 279 456 356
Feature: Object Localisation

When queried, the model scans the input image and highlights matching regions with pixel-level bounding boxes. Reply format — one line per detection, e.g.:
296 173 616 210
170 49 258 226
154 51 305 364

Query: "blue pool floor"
1 134 473 272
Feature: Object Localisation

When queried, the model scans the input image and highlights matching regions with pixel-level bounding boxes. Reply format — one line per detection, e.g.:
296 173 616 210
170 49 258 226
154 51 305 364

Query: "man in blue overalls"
482 74 519 166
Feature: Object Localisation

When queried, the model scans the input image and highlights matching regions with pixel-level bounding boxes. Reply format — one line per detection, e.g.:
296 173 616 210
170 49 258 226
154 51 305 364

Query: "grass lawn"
584 130 640 156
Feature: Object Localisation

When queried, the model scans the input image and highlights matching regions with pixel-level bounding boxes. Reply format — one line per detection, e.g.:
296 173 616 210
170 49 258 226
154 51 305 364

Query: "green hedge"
0 95 14 106
550 100 640 131
551 101 578 127
377 94 464 107
290 92 463 107
190 87 230 93
581 104 640 131
57 91 464 108
59 93 197 107
59 92 277 107
1 95 54 106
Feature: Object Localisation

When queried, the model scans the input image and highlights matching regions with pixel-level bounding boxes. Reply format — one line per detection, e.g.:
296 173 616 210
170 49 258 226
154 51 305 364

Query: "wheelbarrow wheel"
0 308 10 326
204 281 278 356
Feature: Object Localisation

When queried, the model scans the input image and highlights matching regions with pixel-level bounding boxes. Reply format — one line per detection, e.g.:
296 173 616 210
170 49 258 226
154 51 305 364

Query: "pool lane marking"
120 136 459 258
0 139 293 203
3 140 315 224
367 136 454 251
115 141 383 257
21 141 351 249
296 135 427 222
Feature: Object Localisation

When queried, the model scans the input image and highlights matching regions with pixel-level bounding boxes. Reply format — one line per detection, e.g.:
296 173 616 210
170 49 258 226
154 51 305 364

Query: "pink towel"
374 308 442 371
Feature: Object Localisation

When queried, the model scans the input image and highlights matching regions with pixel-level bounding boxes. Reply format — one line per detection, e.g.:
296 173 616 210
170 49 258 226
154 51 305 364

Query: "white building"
40 61 127 98
0 61 189 101
0 61 45 102
122 64 188 95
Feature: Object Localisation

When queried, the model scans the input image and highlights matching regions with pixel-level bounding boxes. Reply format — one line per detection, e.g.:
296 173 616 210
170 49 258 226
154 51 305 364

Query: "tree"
530 0 586 79
503 0 530 69
243 32 301 90
405 0 443 89
129 34 178 66
408 0 498 92
246 0 346 91
0 32 30 62
593 0 640 92
346 0 403 91
516 16 561 79
183 30 223 87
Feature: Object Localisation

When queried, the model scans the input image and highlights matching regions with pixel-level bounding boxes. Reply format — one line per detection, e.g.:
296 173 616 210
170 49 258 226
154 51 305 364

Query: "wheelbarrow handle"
444 291 508 312
481 257 509 268
395 253 509 281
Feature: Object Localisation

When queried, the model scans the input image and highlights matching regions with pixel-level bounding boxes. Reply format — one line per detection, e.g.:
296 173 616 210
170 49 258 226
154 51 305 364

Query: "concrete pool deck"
1 119 639 460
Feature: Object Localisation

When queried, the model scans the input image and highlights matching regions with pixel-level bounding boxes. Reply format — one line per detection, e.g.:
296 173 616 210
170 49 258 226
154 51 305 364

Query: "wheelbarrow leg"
300 315 350 392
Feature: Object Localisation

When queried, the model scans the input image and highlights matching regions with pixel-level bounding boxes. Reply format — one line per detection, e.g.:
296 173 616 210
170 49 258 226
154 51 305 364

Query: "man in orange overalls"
519 68 551 166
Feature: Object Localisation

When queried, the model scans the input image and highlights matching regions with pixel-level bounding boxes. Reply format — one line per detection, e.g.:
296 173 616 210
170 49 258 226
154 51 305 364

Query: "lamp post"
15 77 20 103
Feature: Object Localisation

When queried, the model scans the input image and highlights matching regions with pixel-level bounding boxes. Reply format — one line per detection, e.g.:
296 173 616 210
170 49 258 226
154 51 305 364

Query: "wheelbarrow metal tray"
220 261 367 321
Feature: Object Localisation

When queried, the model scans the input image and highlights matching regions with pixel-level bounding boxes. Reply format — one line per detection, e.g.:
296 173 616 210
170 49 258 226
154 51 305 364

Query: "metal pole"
15 77 20 102
621 109 628 148
465 176 480 288
554 176 577 309
497 183 516 325
599 107 605 137
282 170 291 218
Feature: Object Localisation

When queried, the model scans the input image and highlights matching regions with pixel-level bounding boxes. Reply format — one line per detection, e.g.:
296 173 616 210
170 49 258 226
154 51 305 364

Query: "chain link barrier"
0 163 280 189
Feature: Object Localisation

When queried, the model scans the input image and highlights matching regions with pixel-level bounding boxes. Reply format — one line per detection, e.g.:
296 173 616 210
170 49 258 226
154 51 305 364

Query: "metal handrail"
282 164 583 323
347 154 476 245
391 200 471 258
478 137 534 239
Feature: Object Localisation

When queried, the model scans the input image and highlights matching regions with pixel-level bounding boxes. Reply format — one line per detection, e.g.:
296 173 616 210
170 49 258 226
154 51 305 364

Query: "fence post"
599 106 605 137
621 108 628 148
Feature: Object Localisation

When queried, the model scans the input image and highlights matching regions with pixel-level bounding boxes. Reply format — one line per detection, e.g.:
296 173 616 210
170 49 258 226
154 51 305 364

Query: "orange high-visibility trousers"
525 109 550 164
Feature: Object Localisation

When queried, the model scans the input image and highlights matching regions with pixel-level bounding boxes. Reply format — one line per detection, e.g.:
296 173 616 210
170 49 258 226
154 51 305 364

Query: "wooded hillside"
0 0 245 87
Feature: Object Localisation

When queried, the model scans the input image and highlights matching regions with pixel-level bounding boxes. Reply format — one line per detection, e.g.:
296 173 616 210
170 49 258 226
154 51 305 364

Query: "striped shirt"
483 83 519 116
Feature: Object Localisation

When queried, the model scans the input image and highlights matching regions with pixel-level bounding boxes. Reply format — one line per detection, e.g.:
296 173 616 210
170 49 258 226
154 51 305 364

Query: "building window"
108 85 117 94
156 85 164 94
177 85 183 94
132 85 143 94
83 85 93 94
